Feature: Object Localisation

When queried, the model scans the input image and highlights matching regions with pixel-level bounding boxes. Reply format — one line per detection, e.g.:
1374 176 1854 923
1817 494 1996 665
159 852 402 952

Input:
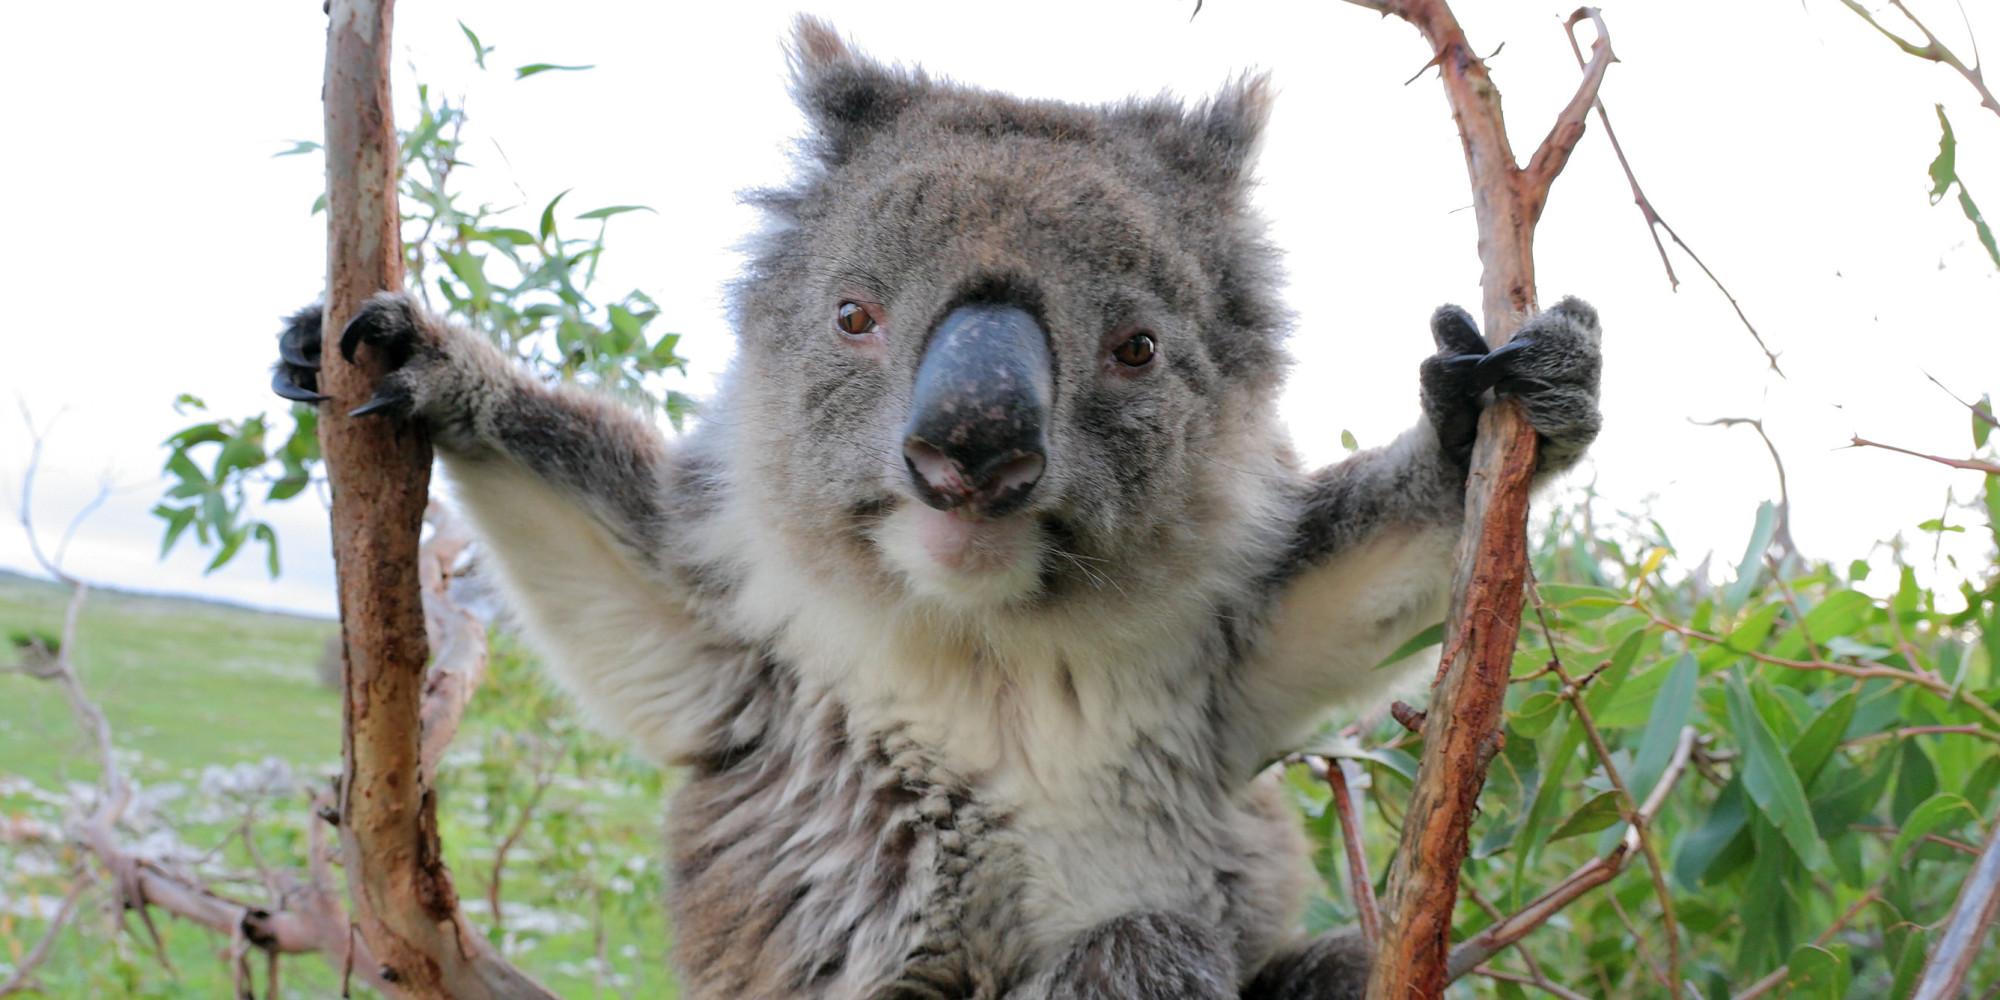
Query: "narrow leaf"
516 63 594 79
1375 621 1444 669
1887 793 1974 862
1725 675 1829 868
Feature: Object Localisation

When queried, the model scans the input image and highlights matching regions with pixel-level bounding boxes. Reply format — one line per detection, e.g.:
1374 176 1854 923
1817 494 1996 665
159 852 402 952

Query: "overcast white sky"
2 1 1996 617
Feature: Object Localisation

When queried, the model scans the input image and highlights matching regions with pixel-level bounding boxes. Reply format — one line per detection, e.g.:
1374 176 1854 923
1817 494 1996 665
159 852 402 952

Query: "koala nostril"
904 438 967 508
903 436 1045 516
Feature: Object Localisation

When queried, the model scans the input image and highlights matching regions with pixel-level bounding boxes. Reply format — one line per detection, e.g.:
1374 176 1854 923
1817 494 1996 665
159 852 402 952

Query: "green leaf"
207 525 248 573
254 523 281 578
1549 790 1624 842
1723 502 1778 611
1339 429 1358 452
516 63 595 79
1977 395 1994 449
1784 943 1850 1000
1929 103 1959 204
154 504 197 557
540 189 571 241
1956 185 1999 271
1725 675 1829 869
1787 691 1856 788
1628 653 1696 801
1892 740 1939 825
1510 691 1563 738
1888 793 1974 862
576 204 655 220
1375 621 1444 669
166 450 208 488
458 21 492 70
267 475 309 502
273 139 322 158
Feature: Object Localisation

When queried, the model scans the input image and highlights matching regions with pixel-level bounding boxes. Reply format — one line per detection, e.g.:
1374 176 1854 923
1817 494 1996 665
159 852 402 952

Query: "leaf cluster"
155 35 689 577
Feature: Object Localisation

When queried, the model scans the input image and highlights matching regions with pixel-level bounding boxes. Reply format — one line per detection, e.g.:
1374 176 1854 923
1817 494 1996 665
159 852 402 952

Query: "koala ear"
788 16 926 165
1147 72 1274 187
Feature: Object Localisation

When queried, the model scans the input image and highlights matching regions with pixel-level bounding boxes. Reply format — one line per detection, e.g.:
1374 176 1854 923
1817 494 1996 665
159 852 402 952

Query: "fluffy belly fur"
664 657 1308 1000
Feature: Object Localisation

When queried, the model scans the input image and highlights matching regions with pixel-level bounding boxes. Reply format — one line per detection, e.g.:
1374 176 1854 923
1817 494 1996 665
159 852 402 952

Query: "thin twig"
1445 725 1698 982
0 874 91 997
1850 436 2000 476
1563 24 1782 374
1691 417 1799 560
1474 964 1593 1000
1301 754 1382 951
1526 577 1682 994
487 739 562 934
1838 0 1999 117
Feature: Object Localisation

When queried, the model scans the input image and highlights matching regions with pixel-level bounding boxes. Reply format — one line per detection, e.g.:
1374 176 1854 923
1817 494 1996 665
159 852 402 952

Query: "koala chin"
274 15 1604 1000
876 505 1049 608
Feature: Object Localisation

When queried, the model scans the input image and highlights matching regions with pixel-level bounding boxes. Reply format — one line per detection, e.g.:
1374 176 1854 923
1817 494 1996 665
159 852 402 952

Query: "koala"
274 17 1601 1000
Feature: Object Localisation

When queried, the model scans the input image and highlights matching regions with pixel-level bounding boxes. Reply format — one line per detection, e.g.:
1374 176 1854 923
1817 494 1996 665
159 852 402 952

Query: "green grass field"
0 570 674 999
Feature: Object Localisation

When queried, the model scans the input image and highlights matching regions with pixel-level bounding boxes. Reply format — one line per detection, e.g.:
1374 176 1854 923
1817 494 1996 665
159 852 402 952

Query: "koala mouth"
871 499 1047 606
910 504 1035 574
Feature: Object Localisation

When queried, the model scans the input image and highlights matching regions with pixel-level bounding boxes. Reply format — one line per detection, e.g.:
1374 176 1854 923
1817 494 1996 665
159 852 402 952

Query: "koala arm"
278 294 740 764
1230 299 1602 761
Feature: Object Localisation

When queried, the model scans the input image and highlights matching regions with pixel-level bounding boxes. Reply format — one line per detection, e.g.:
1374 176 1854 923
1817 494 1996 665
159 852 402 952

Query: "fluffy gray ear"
788 16 926 165
1148 72 1274 187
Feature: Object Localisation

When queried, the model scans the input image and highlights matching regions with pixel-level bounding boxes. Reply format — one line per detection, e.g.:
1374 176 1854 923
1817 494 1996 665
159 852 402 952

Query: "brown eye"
1112 333 1156 368
836 300 878 336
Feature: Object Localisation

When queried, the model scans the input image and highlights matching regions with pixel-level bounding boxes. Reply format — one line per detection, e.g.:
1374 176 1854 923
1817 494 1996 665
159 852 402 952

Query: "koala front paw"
271 304 329 403
338 291 438 419
268 292 447 421
1419 297 1602 472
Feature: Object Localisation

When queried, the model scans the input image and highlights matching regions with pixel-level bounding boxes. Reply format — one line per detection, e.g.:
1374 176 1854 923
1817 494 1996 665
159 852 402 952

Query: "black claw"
338 314 369 363
271 368 328 403
278 338 320 371
349 392 401 418
1470 338 1535 392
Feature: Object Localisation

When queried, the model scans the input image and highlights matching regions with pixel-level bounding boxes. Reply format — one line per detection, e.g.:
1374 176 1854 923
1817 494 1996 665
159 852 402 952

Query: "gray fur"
279 17 1601 999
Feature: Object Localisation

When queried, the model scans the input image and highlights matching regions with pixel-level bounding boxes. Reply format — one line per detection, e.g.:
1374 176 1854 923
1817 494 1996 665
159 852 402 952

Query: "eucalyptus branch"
1443 725 1698 982
1298 753 1382 951
1326 7 1621 997
1849 435 2000 476
1527 578 1681 993
1838 0 1999 118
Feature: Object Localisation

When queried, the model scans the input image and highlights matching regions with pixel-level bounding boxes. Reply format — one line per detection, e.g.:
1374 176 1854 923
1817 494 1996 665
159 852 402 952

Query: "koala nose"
903 303 1051 518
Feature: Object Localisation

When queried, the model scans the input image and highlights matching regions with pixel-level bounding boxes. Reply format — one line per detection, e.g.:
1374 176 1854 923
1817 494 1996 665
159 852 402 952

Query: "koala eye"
1111 333 1156 368
836 301 880 337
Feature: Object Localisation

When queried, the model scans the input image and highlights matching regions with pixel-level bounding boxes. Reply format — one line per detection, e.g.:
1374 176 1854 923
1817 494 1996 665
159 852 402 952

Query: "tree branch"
1912 815 2000 1000
1849 436 2000 475
1443 726 1697 982
1838 0 1999 118
319 3 555 995
1331 6 1618 998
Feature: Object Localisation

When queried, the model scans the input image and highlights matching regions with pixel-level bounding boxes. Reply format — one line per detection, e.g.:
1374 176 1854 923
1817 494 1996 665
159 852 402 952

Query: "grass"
0 570 675 999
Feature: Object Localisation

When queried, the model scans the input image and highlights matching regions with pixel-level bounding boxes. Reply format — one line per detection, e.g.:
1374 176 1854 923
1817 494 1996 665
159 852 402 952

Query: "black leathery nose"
903 303 1052 518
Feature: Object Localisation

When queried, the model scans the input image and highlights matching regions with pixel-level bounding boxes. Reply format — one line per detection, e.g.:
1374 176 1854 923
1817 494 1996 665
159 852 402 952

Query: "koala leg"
1240 930 1369 1000
1038 912 1239 1000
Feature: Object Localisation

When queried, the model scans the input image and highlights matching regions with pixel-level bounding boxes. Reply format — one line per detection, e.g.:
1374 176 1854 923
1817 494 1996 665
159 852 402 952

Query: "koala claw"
337 292 424 367
271 303 328 404
348 389 408 419
270 367 328 404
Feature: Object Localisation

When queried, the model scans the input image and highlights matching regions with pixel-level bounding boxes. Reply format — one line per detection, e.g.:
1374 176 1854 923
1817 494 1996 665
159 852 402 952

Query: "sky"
1 1 1997 618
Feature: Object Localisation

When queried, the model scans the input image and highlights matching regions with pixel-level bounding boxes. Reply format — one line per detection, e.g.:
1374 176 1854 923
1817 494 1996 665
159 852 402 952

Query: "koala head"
720 17 1295 613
